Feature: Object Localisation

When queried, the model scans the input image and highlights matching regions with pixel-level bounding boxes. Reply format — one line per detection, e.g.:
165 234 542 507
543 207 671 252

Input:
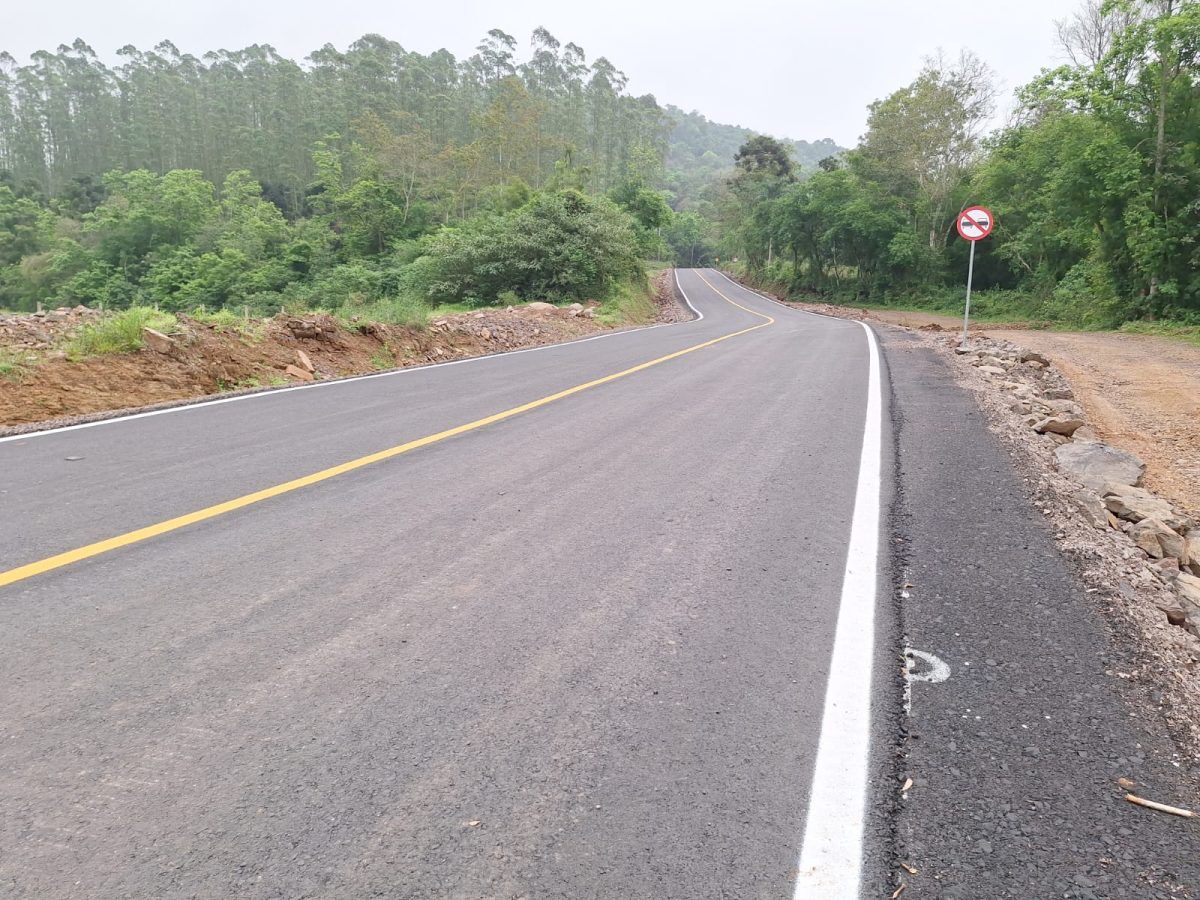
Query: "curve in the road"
0 272 772 589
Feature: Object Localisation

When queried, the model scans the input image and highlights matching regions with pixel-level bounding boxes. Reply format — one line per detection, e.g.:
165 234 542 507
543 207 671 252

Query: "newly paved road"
0 271 890 898
5 271 1197 899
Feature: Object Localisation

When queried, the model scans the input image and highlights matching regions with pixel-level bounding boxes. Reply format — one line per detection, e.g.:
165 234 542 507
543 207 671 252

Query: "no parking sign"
957 205 995 342
957 206 994 242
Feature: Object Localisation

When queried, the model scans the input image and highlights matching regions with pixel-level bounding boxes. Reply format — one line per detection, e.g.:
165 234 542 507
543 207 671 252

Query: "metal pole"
961 239 977 345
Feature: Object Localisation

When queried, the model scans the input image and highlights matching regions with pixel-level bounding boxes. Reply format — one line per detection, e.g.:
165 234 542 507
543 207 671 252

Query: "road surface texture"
887 330 1200 899
1 269 1196 898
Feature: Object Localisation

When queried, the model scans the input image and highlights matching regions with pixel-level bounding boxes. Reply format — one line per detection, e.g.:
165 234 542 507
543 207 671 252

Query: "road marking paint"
693 269 776 318
0 277 771 590
673 269 704 320
709 269 860 327
903 648 951 716
0 312 691 446
793 319 883 899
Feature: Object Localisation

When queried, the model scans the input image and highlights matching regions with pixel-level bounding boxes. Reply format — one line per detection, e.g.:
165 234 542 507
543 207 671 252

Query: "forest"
718 0 1200 329
0 29 800 317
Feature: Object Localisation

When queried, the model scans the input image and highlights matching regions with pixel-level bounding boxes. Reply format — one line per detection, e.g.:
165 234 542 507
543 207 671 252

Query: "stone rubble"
0 306 104 352
947 334 1200 641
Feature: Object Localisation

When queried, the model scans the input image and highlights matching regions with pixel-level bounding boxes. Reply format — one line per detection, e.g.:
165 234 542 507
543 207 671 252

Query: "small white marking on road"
793 319 882 899
903 648 952 716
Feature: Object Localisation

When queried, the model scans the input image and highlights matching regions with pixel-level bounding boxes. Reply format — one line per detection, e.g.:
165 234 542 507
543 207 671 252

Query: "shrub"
417 190 641 305
67 307 178 358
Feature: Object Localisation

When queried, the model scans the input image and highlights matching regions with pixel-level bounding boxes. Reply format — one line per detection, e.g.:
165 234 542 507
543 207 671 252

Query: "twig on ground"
1125 794 1195 818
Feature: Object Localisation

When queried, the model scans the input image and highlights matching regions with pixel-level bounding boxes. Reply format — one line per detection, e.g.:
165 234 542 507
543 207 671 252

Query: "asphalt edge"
0 274 700 443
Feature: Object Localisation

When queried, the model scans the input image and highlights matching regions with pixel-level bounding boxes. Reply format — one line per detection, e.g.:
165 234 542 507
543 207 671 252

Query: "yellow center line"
0 273 775 589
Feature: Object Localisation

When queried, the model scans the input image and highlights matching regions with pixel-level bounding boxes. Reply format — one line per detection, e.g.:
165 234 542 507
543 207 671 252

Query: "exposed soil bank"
0 271 686 433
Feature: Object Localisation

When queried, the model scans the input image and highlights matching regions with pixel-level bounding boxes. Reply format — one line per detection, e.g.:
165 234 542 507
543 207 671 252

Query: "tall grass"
0 349 30 382
598 275 656 326
336 294 430 329
1117 321 1200 346
66 307 178 359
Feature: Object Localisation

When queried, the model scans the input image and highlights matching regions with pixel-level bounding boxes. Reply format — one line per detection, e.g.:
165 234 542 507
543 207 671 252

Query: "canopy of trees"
0 29 845 312
720 0 1200 327
0 30 669 210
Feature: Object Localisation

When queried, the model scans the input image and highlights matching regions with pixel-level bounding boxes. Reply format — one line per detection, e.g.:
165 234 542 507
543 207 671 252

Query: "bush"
416 190 641 305
67 307 178 358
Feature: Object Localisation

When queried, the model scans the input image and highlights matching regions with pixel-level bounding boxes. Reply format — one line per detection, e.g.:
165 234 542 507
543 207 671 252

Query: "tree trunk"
1149 0 1176 300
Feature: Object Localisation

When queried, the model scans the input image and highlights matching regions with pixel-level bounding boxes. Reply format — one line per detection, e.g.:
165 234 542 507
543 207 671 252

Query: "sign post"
955 205 994 344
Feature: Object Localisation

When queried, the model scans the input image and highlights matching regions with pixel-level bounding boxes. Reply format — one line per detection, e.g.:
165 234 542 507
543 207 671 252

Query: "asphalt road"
0 270 888 899
4 270 1197 899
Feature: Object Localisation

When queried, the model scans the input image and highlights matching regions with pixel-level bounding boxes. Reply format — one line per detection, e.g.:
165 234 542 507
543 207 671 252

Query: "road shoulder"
882 328 1200 898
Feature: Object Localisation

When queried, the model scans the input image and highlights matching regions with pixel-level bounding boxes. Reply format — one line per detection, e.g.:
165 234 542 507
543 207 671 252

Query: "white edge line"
793 319 883 898
709 269 858 326
673 268 705 321
1 280 710 445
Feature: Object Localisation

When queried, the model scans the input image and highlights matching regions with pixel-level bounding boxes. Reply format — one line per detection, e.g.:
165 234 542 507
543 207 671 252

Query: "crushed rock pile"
951 335 1200 640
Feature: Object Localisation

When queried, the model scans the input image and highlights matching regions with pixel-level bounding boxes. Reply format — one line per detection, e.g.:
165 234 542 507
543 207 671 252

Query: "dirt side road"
779 302 1200 518
1006 330 1200 518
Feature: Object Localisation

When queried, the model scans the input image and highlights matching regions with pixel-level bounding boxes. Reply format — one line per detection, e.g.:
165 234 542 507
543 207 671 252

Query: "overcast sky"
4 0 1083 147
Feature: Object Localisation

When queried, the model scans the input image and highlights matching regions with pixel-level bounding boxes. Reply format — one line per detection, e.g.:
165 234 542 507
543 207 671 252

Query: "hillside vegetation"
717 0 1200 330
0 30 834 319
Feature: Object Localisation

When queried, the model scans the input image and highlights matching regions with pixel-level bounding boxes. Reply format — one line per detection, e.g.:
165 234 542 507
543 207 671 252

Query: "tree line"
0 30 671 210
718 0 1200 327
0 29 717 315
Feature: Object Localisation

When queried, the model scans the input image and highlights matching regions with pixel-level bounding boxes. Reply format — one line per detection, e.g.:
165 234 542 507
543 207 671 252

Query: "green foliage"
662 211 716 266
371 346 398 369
734 136 796 181
597 272 657 326
0 31 685 321
66 307 178 358
717 4 1200 329
337 294 429 329
0 348 31 382
664 106 842 209
1117 321 1200 345
610 175 672 258
415 190 641 305
0 32 670 209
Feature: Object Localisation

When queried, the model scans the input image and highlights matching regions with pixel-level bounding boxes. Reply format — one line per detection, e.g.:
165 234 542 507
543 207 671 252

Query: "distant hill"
664 106 845 209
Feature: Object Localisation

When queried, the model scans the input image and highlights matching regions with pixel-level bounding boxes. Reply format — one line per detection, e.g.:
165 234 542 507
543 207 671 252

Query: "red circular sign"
957 206 995 242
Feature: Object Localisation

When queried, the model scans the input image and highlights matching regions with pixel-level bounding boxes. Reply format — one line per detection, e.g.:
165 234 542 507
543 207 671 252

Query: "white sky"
3 0 1083 147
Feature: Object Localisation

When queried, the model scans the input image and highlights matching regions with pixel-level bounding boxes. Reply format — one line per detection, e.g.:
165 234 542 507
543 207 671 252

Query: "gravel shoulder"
796 303 1200 518
885 329 1200 898
1000 330 1200 519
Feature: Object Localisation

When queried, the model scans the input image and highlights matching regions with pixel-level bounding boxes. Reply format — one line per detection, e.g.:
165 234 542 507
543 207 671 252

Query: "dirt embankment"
0 271 687 432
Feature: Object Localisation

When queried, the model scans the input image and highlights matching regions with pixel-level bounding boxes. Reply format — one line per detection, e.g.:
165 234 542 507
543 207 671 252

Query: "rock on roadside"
1175 572 1200 636
142 327 175 355
1127 518 1187 561
1102 484 1191 532
1034 415 1085 436
1054 441 1145 492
